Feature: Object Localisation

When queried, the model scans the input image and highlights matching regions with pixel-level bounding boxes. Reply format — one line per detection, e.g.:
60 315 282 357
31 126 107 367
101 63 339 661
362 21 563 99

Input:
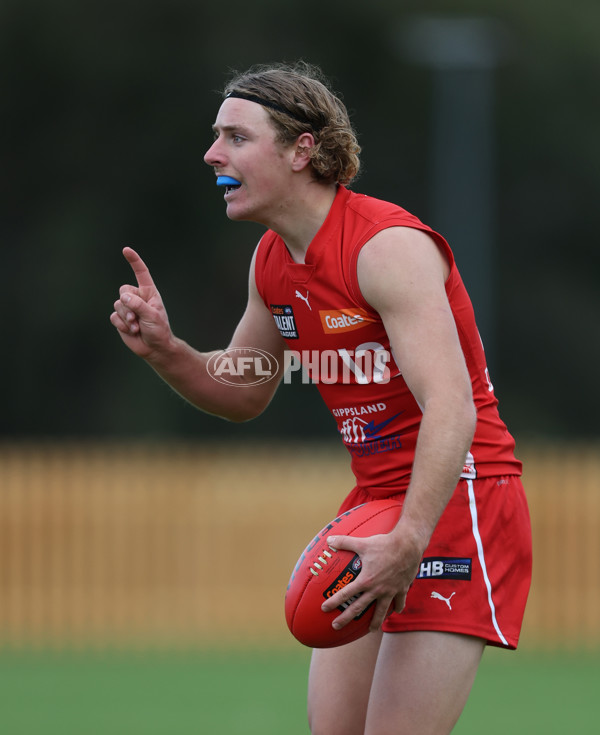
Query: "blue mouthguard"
216 176 242 187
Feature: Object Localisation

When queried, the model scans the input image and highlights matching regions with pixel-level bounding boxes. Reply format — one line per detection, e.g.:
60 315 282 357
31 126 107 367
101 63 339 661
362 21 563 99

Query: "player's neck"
272 183 337 264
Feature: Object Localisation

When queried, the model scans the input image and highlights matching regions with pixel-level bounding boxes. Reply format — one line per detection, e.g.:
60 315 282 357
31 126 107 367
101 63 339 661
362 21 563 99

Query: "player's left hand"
320 529 424 632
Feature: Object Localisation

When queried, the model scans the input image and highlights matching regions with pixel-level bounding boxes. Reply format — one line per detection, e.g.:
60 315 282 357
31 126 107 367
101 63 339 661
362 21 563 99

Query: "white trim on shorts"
467 478 509 647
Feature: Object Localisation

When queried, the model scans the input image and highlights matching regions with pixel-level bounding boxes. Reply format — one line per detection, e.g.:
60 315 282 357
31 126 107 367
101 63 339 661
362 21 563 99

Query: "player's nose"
204 138 225 167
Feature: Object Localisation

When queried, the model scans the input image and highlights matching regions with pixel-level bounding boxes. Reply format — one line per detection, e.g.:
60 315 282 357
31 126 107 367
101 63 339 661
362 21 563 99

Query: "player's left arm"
322 226 477 631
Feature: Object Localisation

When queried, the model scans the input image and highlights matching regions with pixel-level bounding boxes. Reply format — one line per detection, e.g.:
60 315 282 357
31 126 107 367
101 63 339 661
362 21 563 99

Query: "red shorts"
338 475 532 649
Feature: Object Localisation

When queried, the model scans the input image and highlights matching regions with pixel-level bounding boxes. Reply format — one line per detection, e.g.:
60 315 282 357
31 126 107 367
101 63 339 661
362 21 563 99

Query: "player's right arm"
110 246 285 422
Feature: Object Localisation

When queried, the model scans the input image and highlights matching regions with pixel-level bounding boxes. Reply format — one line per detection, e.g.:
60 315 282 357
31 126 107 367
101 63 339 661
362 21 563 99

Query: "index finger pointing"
122 247 156 289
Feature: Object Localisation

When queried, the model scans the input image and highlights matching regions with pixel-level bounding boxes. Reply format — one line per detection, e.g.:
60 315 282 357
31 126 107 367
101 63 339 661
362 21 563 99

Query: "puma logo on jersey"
431 591 456 610
295 290 312 310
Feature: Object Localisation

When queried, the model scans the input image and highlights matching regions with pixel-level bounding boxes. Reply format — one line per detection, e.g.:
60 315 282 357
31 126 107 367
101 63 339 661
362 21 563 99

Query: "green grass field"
0 646 598 734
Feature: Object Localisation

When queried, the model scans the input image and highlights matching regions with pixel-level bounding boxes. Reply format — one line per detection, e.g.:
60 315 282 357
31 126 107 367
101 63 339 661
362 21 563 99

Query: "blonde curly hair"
223 62 361 186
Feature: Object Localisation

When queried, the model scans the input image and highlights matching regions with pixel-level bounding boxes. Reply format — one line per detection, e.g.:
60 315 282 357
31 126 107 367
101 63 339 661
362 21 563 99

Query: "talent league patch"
416 557 472 580
270 304 298 339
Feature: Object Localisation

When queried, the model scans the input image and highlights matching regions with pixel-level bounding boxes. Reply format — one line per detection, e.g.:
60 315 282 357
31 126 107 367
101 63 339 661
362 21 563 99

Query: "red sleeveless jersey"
254 186 521 493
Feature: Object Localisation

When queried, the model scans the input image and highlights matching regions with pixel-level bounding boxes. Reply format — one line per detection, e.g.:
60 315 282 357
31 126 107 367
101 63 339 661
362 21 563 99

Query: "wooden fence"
0 441 598 650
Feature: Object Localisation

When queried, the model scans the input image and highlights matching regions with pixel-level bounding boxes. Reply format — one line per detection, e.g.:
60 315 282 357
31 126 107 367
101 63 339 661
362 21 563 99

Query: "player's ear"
291 133 315 172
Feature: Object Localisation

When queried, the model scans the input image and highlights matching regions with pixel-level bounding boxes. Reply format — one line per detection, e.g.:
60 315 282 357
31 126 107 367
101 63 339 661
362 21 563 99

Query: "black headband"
225 91 321 130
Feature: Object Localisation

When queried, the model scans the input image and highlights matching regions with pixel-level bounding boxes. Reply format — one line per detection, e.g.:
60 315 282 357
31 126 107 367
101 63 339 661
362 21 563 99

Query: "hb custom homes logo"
416 558 472 580
206 348 279 386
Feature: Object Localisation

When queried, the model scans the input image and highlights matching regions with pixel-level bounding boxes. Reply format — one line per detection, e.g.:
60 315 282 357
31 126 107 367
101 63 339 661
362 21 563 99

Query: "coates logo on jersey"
206 347 279 387
319 308 375 334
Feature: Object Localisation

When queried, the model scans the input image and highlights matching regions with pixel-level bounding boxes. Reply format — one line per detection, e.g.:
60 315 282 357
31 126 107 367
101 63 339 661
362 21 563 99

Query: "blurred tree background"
1 0 599 442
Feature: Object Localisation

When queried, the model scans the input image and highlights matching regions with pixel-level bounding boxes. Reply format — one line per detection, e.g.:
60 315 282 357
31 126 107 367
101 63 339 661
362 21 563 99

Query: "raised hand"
110 247 173 361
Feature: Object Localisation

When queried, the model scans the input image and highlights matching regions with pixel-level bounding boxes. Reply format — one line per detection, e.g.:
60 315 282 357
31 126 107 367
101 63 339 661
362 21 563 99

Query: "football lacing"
309 548 335 576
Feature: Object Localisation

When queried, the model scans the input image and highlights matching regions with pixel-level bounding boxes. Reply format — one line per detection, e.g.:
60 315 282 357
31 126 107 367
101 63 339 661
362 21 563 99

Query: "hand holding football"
284 499 402 648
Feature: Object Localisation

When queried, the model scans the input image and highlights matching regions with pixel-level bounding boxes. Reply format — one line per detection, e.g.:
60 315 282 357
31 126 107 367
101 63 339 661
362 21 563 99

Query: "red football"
285 499 402 648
